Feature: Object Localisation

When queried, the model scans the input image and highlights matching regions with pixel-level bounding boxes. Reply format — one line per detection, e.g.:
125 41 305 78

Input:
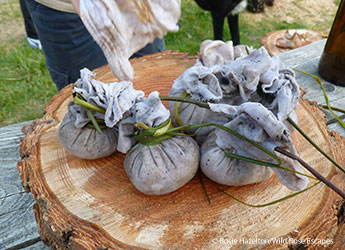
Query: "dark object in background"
193 0 248 45
318 0 345 86
265 0 275 6
247 0 275 13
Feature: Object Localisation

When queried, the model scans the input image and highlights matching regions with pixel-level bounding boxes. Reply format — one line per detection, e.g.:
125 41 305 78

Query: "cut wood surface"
18 51 345 249
261 29 324 57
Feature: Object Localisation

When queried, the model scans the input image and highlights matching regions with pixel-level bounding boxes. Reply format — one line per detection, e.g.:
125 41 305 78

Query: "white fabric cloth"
80 0 181 81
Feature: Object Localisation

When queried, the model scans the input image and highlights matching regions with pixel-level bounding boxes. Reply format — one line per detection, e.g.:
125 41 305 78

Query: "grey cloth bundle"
168 66 228 143
58 102 119 160
58 68 145 159
124 92 200 195
202 102 308 190
58 40 307 193
169 40 307 191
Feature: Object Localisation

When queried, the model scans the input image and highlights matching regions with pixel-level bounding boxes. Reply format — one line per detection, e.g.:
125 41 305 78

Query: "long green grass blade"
287 117 345 174
320 105 345 114
293 68 345 129
160 96 210 109
198 171 211 203
224 151 317 180
218 182 320 208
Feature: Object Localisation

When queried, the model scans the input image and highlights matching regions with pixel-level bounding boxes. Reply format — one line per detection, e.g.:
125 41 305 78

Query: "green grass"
0 0 338 127
165 0 331 54
334 0 341 5
0 39 57 127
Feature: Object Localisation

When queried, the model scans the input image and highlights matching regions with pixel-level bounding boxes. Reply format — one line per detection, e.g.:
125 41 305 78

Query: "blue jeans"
24 0 165 91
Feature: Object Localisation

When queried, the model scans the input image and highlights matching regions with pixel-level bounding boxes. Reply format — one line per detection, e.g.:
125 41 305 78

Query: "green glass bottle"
318 0 345 86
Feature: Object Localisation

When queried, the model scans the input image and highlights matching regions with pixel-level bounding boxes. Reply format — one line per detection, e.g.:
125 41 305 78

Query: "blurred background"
0 0 340 127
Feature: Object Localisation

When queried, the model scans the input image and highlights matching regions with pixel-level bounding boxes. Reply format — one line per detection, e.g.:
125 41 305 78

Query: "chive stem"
86 108 103 134
74 95 106 114
326 114 345 126
174 92 188 127
160 96 210 109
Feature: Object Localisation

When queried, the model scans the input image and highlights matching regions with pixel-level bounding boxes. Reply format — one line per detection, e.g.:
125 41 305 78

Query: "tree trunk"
18 51 345 250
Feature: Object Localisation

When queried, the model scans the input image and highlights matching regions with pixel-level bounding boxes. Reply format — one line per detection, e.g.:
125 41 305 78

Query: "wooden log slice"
18 51 345 249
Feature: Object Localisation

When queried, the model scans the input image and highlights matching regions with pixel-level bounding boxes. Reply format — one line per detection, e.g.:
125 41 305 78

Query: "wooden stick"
275 147 345 200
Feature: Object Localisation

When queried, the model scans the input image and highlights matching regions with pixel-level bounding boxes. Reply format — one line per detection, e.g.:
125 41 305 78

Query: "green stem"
198 171 211 203
160 96 210 109
320 105 345 114
184 61 192 68
86 108 103 134
174 92 188 127
224 151 317 180
326 114 345 126
293 68 345 129
168 122 281 166
218 182 320 208
287 117 345 174
74 95 106 114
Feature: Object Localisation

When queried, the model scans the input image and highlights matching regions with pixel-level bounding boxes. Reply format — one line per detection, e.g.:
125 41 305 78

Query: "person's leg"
25 0 107 91
19 0 38 39
19 0 42 49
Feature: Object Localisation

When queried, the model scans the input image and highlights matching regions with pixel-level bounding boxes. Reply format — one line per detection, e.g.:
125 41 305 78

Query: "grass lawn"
0 0 339 127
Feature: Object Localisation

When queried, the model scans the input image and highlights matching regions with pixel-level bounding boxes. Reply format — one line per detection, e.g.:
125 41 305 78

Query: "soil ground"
243 0 337 29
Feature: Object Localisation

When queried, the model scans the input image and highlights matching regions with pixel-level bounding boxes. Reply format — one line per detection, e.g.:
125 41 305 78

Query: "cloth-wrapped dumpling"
196 40 235 67
196 40 255 68
73 68 144 129
168 66 227 143
258 56 300 121
216 47 274 104
58 102 118 159
73 68 144 154
200 130 274 185
124 92 200 195
125 136 200 195
201 102 308 191
58 68 144 159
